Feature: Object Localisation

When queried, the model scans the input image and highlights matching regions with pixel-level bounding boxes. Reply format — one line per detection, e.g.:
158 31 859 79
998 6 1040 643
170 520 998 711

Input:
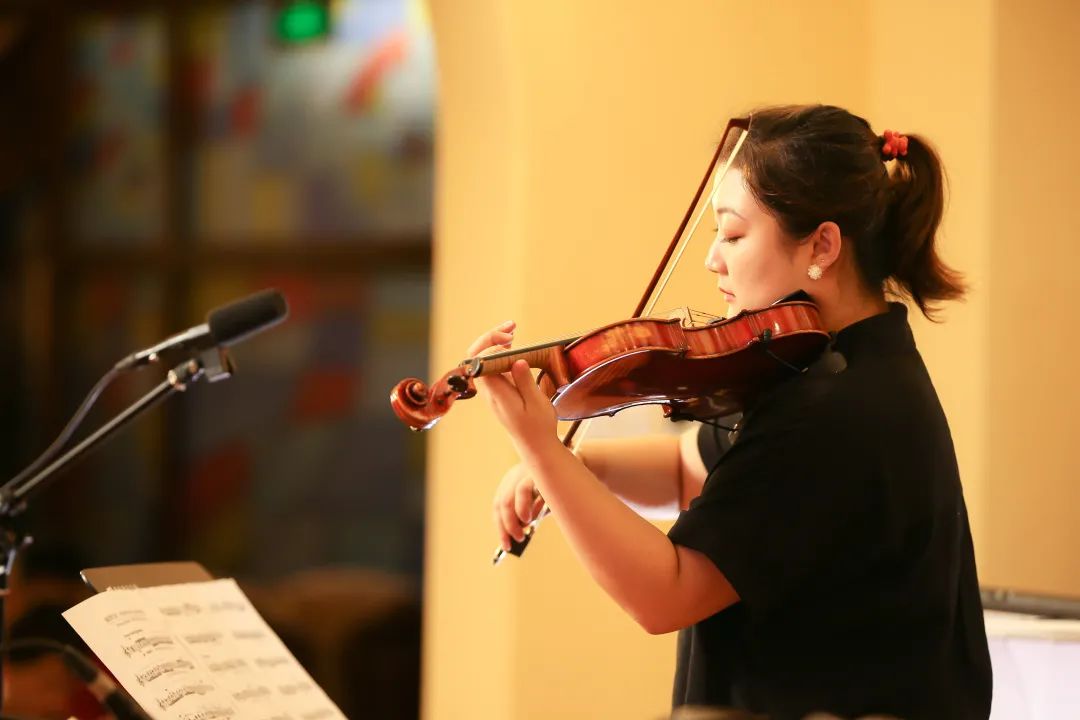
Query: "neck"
813 283 890 335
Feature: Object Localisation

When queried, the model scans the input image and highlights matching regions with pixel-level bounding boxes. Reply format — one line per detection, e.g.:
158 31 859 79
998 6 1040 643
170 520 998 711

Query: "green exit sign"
276 1 331 44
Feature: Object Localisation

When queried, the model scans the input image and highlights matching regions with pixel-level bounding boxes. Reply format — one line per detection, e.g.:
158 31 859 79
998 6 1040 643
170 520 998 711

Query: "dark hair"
736 104 965 319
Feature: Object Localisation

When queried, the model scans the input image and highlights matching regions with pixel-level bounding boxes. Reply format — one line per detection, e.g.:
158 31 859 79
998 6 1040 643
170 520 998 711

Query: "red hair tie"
881 130 909 160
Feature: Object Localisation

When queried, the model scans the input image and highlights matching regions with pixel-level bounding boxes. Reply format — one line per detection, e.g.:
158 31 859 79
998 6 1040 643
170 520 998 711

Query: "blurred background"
0 0 432 717
3 1 1080 719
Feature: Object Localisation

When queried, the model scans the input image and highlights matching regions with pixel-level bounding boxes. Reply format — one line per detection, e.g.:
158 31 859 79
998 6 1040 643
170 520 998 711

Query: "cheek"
728 247 769 286
728 243 798 304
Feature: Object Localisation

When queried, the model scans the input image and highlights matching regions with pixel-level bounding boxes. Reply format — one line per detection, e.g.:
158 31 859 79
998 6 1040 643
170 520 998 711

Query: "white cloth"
986 610 1080 718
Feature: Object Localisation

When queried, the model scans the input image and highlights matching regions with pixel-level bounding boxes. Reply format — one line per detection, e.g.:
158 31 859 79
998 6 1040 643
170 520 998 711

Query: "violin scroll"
390 371 477 431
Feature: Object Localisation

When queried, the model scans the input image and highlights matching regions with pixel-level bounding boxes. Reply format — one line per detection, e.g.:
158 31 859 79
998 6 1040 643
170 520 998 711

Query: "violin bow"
493 116 751 564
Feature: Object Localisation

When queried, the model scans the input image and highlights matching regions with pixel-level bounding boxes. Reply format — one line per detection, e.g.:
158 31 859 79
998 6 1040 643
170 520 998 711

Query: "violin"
389 116 824 563
391 294 829 432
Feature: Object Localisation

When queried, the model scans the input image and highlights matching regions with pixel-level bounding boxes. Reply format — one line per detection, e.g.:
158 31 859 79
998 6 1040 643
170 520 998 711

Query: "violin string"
686 308 722 326
473 336 566 366
645 129 749 317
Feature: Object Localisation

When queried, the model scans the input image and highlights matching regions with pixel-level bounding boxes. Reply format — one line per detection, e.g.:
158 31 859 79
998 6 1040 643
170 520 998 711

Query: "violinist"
471 105 992 719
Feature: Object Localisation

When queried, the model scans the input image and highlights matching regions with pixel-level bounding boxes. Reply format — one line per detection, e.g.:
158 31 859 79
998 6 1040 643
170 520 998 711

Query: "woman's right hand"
493 462 545 552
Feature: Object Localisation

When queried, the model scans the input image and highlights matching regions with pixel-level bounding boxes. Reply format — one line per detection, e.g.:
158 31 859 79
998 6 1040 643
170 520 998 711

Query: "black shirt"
667 303 992 719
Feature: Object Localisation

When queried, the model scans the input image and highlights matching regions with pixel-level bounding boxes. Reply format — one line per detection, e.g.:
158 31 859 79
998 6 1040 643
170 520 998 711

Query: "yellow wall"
423 1 1080 718
983 0 1080 593
867 0 1080 594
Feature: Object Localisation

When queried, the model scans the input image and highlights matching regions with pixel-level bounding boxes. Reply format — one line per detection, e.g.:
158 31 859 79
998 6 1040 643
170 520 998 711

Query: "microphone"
115 289 288 371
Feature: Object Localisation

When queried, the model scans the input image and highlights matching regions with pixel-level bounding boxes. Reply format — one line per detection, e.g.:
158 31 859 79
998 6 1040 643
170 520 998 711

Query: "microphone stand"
0 348 233 713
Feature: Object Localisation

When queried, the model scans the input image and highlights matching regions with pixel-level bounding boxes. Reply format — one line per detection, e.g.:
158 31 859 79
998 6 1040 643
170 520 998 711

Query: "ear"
810 221 843 270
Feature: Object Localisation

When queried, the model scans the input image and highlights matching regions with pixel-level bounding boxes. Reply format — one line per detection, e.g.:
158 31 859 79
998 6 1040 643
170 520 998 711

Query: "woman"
468 105 992 719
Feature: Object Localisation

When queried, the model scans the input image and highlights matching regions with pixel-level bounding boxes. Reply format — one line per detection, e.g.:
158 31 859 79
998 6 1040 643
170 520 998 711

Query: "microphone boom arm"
0 352 227 516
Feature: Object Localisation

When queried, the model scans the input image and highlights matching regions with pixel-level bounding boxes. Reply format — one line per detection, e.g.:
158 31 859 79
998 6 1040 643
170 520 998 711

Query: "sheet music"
64 578 346 720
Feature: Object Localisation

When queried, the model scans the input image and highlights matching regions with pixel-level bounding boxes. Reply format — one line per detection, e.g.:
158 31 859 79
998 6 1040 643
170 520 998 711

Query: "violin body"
390 298 829 431
552 299 828 419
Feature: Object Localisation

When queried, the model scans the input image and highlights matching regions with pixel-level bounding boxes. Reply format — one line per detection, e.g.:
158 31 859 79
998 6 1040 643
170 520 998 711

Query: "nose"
704 237 725 274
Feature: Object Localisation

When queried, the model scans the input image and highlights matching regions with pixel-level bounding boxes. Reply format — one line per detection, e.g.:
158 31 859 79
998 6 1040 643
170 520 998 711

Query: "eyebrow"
713 206 746 220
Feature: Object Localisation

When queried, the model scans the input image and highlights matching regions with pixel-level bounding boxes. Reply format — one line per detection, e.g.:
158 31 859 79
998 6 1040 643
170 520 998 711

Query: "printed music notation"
158 683 216 710
64 578 346 720
160 603 202 617
232 685 272 701
206 658 248 673
122 634 176 658
177 708 236 720
136 659 196 685
184 631 224 645
106 609 148 626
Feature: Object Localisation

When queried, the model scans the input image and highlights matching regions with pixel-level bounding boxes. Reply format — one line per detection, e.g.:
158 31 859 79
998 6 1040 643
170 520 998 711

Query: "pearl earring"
807 264 824 281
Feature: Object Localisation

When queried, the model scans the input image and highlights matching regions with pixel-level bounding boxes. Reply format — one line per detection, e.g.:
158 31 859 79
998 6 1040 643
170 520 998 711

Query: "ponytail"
880 134 966 319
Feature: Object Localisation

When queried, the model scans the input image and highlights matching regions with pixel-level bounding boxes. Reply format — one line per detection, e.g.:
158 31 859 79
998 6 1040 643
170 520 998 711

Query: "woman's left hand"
478 359 560 455
465 324 559 455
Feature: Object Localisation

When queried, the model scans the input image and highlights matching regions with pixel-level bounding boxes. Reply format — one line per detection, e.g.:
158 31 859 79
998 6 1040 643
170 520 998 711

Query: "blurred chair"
244 566 421 720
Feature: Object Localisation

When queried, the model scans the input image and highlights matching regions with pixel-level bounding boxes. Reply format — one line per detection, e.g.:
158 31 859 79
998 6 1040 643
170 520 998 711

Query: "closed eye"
711 228 741 244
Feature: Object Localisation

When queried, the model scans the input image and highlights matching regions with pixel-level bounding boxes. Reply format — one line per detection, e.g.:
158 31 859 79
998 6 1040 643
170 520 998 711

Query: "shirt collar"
831 302 915 358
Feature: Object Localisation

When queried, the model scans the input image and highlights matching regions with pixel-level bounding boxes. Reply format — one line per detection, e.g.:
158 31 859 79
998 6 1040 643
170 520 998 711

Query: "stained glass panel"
188 0 435 244
70 16 166 245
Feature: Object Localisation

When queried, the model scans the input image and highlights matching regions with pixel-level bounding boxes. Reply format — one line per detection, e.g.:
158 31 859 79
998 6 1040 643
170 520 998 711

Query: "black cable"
699 417 738 434
757 328 809 375
698 416 741 483
709 419 727 480
3 373 181 512
3 365 123 488
762 346 807 374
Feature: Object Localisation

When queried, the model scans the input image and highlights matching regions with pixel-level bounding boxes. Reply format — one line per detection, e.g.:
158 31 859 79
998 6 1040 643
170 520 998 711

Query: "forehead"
710 167 753 218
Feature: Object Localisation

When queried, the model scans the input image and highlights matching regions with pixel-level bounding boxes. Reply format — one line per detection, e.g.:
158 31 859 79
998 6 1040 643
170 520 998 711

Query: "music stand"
80 561 214 593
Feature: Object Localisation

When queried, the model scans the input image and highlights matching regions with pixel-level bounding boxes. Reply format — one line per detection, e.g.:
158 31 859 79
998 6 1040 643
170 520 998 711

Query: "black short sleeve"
672 395 882 612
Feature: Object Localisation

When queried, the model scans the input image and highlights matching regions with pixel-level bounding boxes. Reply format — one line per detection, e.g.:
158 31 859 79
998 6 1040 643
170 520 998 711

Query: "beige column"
422 2 520 718
424 3 872 718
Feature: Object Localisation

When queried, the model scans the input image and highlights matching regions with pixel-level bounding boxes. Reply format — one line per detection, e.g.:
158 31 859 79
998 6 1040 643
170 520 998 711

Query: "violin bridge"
676 307 724 327
657 306 693 326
